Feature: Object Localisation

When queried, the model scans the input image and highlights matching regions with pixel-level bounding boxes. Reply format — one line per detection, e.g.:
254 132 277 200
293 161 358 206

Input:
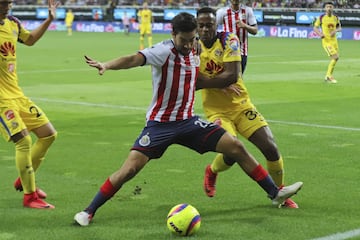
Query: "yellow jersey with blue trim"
314 14 340 42
0 16 31 100
199 32 253 115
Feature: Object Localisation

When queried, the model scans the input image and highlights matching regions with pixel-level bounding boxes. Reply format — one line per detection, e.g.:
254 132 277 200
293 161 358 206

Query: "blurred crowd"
14 0 360 9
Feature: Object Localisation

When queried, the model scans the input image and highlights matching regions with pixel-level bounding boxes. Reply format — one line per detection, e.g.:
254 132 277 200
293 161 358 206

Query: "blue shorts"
131 116 226 159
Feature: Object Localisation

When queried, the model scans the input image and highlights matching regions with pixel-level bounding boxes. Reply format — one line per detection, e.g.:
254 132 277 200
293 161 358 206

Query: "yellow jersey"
314 14 340 42
0 16 30 100
199 32 253 116
65 11 74 26
138 9 152 25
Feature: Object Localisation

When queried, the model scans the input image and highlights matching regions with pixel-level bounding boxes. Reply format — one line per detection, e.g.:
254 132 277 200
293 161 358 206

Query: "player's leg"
324 43 339 83
74 150 149 226
30 122 57 171
238 108 298 208
204 116 236 197
215 132 302 206
67 25 72 36
0 103 53 208
146 24 152 47
184 116 302 205
248 126 283 186
14 100 57 199
74 121 172 226
139 26 145 50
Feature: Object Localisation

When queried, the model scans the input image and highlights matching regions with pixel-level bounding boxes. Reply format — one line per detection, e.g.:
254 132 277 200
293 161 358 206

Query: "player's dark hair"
323 1 334 7
196 7 216 17
171 12 197 34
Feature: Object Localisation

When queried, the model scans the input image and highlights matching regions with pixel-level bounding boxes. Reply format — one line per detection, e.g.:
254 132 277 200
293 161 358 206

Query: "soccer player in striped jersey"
313 1 341 84
216 0 258 73
74 12 302 226
0 0 59 209
198 7 298 208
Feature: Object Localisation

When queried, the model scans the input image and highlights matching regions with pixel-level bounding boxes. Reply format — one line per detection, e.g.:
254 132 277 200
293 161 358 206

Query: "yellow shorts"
207 107 268 139
139 23 152 35
0 97 50 141
322 41 338 56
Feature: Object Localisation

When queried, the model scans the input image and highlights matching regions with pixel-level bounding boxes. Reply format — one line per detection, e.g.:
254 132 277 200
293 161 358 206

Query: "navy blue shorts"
131 116 226 159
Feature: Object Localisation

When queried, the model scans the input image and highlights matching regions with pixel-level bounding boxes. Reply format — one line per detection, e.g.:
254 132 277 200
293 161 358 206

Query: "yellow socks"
326 59 337 77
210 154 231 173
140 36 145 49
210 153 285 187
15 135 35 194
31 133 57 171
266 157 284 187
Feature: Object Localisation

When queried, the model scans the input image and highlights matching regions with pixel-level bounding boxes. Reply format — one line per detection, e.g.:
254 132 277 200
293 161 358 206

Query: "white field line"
33 97 146 111
16 58 359 74
310 228 360 240
33 97 360 132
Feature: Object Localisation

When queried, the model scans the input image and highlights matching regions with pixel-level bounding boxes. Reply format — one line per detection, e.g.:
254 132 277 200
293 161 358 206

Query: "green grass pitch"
0 31 359 240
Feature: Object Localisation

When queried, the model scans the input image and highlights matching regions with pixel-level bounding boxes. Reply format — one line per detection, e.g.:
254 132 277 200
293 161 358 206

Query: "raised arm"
24 0 60 46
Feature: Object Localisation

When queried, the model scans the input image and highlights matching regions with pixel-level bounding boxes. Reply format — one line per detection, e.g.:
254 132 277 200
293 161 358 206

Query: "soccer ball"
166 203 201 236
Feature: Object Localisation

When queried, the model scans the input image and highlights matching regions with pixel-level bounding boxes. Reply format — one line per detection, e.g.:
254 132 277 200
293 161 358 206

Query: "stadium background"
10 3 360 40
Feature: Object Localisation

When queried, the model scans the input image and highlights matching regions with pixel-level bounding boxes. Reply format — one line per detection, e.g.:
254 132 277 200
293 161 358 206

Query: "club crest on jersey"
11 121 19 129
229 37 239 51
193 55 200 66
139 133 151 147
214 49 222 57
8 63 15 73
5 110 15 120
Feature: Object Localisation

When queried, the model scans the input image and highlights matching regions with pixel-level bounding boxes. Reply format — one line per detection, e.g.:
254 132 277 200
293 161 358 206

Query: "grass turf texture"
0 31 359 240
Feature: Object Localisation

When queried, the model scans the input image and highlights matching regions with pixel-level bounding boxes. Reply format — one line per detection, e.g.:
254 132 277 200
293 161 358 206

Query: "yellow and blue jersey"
314 14 340 42
199 32 253 116
0 16 30 100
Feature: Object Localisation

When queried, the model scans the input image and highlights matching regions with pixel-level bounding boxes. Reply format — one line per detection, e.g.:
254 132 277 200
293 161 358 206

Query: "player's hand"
84 55 106 75
236 20 245 29
222 84 241 96
48 0 60 20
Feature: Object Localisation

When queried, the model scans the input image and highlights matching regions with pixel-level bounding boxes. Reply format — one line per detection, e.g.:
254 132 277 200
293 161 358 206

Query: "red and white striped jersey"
216 5 257 56
140 39 200 122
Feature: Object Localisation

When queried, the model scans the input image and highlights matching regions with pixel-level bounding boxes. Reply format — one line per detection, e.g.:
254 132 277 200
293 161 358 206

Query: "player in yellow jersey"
313 1 341 84
196 7 298 208
137 2 153 49
0 0 59 209
65 8 74 36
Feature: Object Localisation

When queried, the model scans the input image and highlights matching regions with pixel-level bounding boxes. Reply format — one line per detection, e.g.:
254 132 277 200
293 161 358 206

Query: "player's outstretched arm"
84 53 145 75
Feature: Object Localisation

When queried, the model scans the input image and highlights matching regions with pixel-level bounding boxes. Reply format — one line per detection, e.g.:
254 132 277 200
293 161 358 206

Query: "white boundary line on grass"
268 120 360 131
33 97 360 132
310 228 360 240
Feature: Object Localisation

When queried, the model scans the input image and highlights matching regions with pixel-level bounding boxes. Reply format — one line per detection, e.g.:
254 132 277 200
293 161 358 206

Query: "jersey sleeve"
335 15 341 27
247 7 257 26
313 16 321 27
140 40 171 66
216 8 226 25
222 33 241 63
8 16 31 43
